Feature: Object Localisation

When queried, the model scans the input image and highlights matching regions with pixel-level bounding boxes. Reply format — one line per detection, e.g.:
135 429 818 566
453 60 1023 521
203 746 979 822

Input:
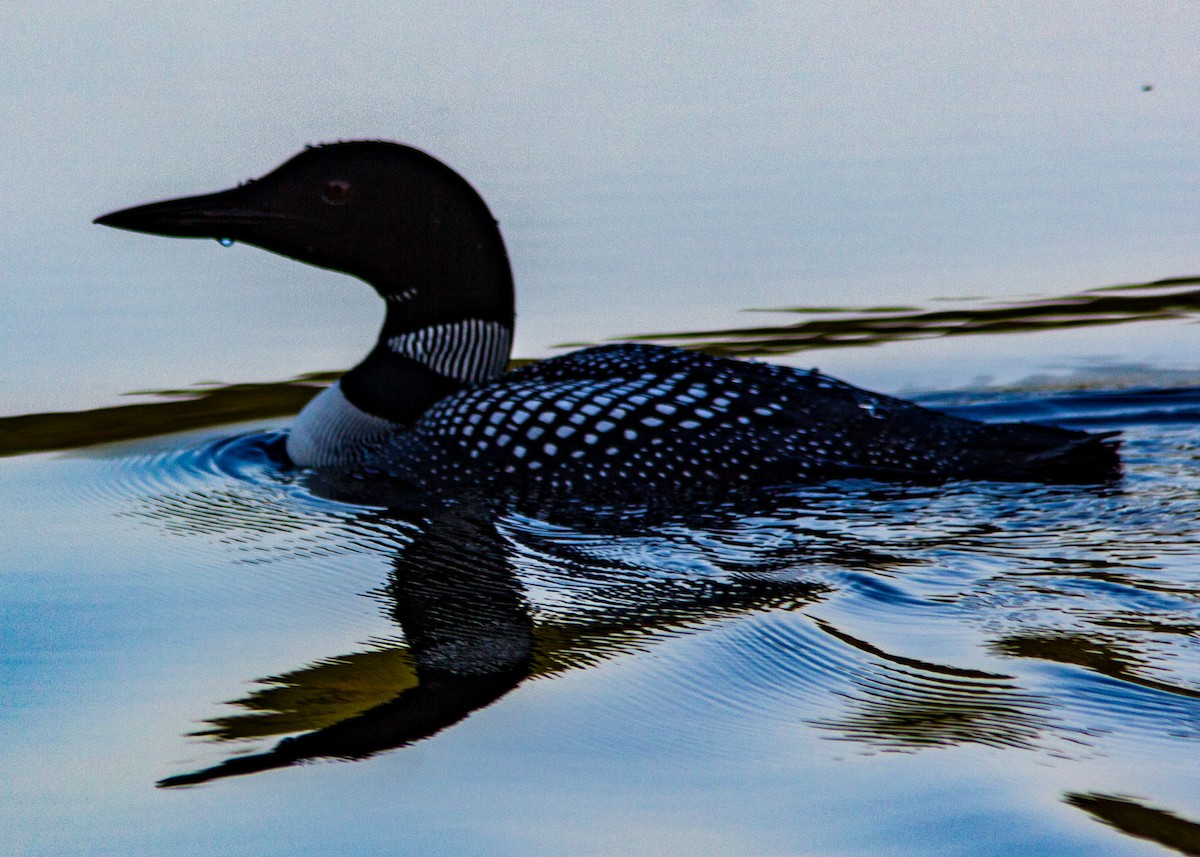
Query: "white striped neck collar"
387 319 512 383
331 315 515 425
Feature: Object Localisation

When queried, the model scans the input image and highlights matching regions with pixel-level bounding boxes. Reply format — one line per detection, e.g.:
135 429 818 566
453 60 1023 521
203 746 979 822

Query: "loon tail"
1015 430 1122 483
970 425 1122 484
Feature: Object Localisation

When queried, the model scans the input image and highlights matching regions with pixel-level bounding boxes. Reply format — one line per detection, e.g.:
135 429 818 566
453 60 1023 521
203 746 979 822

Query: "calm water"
3 384 1199 855
4 4 1200 855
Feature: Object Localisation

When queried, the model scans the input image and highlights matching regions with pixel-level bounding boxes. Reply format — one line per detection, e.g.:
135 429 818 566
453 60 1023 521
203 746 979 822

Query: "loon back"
375 343 1119 494
95 141 1120 494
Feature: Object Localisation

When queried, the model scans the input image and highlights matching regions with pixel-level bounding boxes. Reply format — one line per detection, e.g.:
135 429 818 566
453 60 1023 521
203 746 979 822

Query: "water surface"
3 382 1198 855
4 4 1200 854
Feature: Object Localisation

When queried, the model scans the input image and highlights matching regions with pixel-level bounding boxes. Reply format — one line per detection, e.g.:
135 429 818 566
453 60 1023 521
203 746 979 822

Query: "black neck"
342 301 515 424
322 146 518 424
340 341 464 424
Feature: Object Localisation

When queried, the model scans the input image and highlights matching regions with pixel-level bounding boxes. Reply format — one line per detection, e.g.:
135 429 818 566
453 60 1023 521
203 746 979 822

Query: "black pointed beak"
94 186 287 239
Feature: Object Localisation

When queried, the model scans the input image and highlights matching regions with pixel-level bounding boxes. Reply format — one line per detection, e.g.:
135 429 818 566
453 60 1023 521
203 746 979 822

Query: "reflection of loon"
147 484 1060 787
157 507 535 787
154 500 828 787
96 141 1119 494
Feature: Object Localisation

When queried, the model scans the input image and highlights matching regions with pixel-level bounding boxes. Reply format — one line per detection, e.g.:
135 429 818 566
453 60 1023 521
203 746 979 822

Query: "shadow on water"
1066 794 1200 856
3 275 1200 456
992 631 1200 701
0 374 335 456
605 276 1200 357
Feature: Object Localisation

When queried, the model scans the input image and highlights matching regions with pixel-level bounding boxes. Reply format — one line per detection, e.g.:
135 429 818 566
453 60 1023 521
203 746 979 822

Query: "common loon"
95 141 1119 494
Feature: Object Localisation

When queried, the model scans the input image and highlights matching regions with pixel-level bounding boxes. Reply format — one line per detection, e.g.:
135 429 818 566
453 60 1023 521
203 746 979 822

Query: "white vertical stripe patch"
388 319 512 381
286 381 396 467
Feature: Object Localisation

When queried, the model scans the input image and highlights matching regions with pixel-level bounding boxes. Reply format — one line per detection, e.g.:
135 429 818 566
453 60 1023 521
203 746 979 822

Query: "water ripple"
41 388 1200 798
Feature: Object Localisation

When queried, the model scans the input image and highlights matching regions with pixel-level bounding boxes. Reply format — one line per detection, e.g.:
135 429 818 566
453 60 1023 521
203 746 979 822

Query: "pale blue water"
2 386 1198 855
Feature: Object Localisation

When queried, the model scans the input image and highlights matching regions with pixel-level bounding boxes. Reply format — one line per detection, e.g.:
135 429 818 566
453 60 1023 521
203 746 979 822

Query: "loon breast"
286 381 398 468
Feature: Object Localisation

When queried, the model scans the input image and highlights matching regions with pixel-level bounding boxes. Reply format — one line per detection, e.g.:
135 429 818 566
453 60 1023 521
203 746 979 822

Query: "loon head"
97 142 518 457
95 141 514 325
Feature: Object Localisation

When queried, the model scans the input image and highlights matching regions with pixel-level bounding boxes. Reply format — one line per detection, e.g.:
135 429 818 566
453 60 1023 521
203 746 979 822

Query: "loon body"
96 142 1119 494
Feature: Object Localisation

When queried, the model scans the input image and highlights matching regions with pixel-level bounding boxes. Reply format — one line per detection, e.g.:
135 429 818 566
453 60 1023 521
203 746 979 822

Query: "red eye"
321 179 352 205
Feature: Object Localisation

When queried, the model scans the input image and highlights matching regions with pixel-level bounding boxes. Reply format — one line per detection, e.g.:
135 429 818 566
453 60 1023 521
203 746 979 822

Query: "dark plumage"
96 141 1120 497
382 343 1120 493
